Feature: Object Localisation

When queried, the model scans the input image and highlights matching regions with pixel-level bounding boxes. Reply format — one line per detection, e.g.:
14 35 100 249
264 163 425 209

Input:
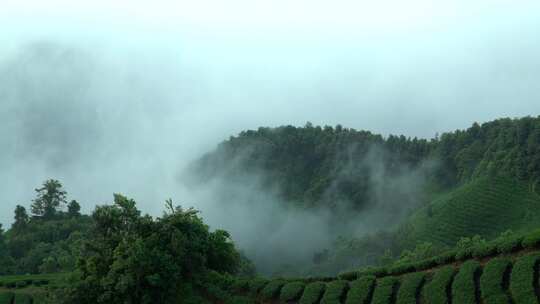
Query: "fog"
1 0 540 273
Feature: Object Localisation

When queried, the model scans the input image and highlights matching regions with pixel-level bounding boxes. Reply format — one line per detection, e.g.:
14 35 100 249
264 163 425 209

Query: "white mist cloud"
0 1 540 271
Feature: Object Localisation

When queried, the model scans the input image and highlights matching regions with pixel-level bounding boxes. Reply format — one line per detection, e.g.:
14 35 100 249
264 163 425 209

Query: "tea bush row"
480 257 512 304
509 253 540 304
340 228 540 281
451 260 481 304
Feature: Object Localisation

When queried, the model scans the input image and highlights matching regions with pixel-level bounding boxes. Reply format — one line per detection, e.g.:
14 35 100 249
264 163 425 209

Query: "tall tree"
67 200 81 217
0 224 14 274
12 205 29 232
31 179 67 219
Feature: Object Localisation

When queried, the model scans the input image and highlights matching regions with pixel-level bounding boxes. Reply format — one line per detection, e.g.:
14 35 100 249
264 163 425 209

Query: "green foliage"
371 277 398 304
396 272 425 304
224 295 256 304
0 292 14 304
357 266 388 278
320 280 348 304
31 179 67 219
480 257 512 304
0 273 65 289
260 280 286 300
522 228 540 249
230 278 250 293
509 253 540 304
397 242 439 265
13 293 32 304
433 250 457 265
192 117 540 213
405 176 540 249
471 242 497 258
422 265 455 304
61 195 242 304
67 200 81 217
279 281 305 303
344 276 375 304
248 278 268 295
338 271 358 281
4 180 93 275
494 230 524 253
299 282 326 304
451 260 481 304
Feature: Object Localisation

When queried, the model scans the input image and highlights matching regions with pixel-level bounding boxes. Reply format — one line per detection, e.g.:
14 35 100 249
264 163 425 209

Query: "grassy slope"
0 273 68 303
405 175 540 247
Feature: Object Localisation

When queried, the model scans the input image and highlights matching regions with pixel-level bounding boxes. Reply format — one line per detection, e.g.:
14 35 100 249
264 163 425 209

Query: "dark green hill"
403 176 540 247
188 116 540 212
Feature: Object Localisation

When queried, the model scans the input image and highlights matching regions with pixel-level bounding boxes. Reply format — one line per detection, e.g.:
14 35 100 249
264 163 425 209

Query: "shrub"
13 293 33 304
509 253 540 304
412 257 438 272
224 295 256 304
521 229 540 249
15 281 27 289
422 265 456 304
260 280 286 301
358 266 388 278
31 294 49 304
230 278 249 292
299 282 326 304
480 257 512 304
451 260 480 304
320 280 348 304
279 281 305 303
388 263 416 276
248 278 269 295
33 279 50 287
434 250 456 265
455 235 485 261
0 292 14 304
396 272 425 304
471 243 497 258
345 276 375 304
371 277 398 304
496 235 523 254
338 271 358 281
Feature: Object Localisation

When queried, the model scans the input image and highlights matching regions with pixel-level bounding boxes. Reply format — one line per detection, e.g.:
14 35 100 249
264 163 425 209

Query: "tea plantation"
405 176 540 247
238 228 540 303
0 273 67 304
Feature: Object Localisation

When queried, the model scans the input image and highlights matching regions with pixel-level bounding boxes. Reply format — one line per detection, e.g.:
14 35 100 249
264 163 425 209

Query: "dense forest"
190 116 540 206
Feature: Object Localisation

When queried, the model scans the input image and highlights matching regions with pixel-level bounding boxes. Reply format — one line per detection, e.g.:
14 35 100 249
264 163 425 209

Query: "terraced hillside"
404 176 540 247
237 229 540 304
0 273 67 303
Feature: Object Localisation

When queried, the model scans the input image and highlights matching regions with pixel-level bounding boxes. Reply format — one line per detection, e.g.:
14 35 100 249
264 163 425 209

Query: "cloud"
0 1 540 272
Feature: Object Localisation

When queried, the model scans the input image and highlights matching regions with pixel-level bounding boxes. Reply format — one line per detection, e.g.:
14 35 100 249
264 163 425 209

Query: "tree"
63 195 241 304
12 205 29 232
0 224 15 274
67 200 81 217
31 179 67 219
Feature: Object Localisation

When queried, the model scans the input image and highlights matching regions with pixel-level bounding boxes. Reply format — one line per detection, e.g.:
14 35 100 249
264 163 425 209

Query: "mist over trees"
185 116 540 275
190 116 540 204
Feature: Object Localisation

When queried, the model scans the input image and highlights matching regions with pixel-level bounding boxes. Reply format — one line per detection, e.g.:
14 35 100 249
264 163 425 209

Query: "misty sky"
1 0 540 229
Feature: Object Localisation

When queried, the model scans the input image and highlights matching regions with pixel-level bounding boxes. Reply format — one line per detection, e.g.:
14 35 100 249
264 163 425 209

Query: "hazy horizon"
2 0 540 233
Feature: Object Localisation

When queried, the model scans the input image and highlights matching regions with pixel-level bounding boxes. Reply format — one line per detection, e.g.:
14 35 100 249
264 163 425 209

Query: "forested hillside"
186 116 540 275
190 116 540 207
